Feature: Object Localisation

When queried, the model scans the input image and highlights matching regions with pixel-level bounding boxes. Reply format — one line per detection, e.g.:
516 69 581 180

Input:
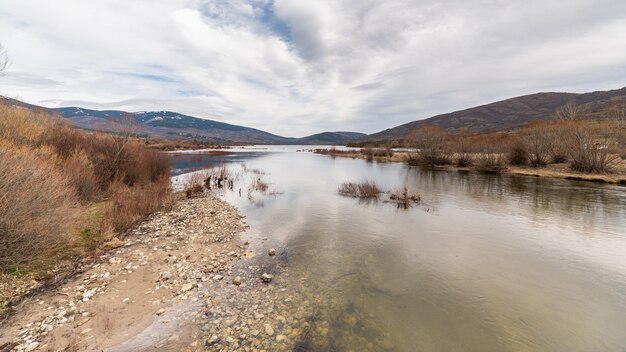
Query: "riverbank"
315 150 626 185
0 193 247 351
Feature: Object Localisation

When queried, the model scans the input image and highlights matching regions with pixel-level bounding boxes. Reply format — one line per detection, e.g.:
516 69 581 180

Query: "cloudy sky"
1 0 626 136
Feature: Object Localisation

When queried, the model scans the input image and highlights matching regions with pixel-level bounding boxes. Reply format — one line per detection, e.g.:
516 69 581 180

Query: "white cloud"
0 0 625 136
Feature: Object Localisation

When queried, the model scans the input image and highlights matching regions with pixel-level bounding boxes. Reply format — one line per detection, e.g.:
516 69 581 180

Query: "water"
171 146 626 352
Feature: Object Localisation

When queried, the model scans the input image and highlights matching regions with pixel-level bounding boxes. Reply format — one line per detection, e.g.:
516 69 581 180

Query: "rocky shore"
0 193 249 351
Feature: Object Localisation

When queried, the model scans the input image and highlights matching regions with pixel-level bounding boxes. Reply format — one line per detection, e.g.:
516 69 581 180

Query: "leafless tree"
556 102 588 121
0 42 8 74
107 112 141 167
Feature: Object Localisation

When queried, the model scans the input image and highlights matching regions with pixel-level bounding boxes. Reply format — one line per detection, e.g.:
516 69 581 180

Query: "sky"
1 0 626 137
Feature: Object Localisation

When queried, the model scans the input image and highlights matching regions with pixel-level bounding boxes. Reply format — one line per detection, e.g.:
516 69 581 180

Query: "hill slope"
0 98 364 144
366 86 626 141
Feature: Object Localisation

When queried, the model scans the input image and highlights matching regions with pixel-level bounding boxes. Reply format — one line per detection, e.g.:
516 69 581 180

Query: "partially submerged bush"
0 145 78 269
389 188 421 209
338 181 382 198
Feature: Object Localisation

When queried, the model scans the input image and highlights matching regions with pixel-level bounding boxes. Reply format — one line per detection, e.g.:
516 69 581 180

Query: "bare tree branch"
0 42 7 74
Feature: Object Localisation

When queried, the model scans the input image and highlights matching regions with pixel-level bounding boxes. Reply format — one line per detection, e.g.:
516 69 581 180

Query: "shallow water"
172 146 626 352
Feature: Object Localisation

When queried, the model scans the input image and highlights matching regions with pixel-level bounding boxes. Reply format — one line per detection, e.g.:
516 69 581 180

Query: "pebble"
268 248 276 256
261 273 273 283
264 324 274 336
232 276 242 286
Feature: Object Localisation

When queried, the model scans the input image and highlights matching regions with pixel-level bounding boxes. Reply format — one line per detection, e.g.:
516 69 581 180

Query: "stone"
156 308 166 316
205 335 219 346
276 334 287 343
181 283 193 292
213 274 224 281
24 342 39 352
264 324 274 336
232 276 242 286
260 273 273 283
80 328 93 335
268 248 276 256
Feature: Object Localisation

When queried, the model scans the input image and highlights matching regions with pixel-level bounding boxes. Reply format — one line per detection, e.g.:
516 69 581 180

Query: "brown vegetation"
338 181 382 198
0 102 172 277
389 188 421 209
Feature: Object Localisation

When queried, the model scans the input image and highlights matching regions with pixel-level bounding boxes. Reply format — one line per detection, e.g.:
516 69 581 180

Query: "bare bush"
475 153 507 173
338 181 382 198
525 123 552 167
102 177 173 233
406 125 451 168
389 188 421 209
563 121 619 173
0 145 78 269
508 141 528 166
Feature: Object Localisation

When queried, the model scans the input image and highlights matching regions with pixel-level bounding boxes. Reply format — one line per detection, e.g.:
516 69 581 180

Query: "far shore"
315 150 626 185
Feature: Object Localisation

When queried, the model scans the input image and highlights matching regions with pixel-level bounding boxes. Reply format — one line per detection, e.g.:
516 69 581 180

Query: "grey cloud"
1 0 625 137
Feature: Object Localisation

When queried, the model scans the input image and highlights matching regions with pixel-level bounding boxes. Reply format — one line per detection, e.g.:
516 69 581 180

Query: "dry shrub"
0 144 78 269
406 125 451 168
0 104 53 146
102 177 173 233
61 150 100 202
338 181 382 198
389 188 421 209
183 171 208 198
475 153 507 173
563 121 620 173
251 176 269 193
508 142 528 166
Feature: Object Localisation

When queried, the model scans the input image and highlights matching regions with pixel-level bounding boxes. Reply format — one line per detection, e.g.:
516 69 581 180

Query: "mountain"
294 131 366 145
365 86 626 141
0 97 364 145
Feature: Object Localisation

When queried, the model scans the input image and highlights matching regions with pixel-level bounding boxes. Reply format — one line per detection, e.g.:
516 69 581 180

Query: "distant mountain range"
365 86 626 141
0 97 366 145
4 86 625 145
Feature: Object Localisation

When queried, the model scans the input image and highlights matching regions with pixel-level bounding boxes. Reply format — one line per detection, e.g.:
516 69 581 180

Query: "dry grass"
0 102 173 276
102 177 173 234
338 181 382 198
0 144 78 269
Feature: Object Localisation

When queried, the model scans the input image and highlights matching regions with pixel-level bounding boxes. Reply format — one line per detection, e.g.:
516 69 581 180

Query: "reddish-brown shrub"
102 177 173 233
0 144 78 269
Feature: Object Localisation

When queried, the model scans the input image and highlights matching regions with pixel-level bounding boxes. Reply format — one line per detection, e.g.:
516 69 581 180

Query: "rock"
276 334 287 343
260 273 273 283
232 276 242 286
213 274 224 281
264 324 274 336
156 308 166 316
254 312 265 319
181 283 193 292
122 298 130 303
205 335 219 346
80 328 93 335
24 342 39 352
268 248 276 256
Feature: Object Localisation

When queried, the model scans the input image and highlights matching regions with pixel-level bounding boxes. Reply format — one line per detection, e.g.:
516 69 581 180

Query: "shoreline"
0 193 249 351
317 151 626 185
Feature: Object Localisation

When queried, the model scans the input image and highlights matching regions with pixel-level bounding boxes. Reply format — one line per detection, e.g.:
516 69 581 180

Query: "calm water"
172 146 626 352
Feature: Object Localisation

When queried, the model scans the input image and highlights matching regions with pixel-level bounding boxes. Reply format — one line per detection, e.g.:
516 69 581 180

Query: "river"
170 145 626 352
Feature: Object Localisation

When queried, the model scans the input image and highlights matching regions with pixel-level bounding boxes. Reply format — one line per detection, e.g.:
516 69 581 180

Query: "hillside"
0 97 364 145
366 86 626 141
